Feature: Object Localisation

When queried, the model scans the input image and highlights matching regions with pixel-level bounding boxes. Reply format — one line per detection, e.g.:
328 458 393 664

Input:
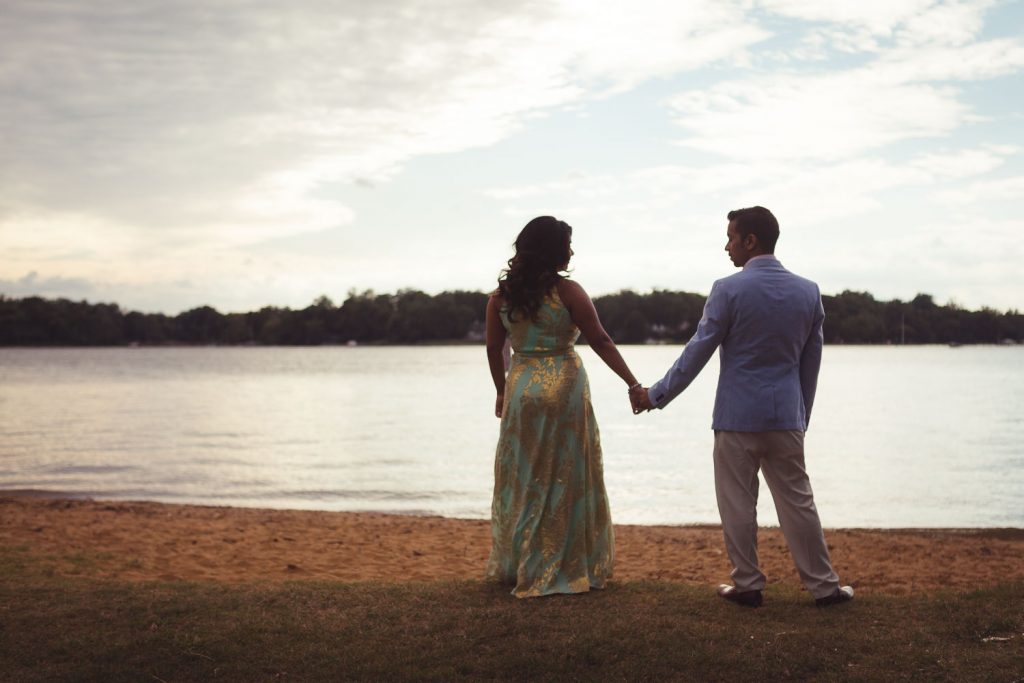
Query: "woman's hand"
629 385 653 413
486 293 510 420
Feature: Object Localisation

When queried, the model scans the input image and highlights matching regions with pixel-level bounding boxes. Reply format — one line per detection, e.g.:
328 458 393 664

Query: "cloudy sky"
2 0 1022 313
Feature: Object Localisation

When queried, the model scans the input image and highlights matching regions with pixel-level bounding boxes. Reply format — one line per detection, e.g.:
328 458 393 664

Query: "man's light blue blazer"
648 256 824 432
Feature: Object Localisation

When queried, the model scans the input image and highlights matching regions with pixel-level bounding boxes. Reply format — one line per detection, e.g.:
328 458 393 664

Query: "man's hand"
629 385 653 414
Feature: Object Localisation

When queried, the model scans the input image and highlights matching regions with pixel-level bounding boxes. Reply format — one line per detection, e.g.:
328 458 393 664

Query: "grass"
0 546 1021 682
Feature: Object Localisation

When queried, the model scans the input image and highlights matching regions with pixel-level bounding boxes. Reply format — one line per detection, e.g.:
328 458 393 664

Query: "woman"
484 216 641 598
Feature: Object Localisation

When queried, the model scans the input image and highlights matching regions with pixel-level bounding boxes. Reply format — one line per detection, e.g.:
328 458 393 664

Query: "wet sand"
2 495 1022 595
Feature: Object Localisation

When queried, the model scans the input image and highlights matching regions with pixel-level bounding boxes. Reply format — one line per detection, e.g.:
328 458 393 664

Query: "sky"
1 0 1023 314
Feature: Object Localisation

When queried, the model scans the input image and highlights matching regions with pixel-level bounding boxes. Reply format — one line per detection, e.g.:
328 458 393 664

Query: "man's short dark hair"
727 206 780 253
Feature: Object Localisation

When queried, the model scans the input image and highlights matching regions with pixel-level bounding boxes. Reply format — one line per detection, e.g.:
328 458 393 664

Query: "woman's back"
500 288 579 356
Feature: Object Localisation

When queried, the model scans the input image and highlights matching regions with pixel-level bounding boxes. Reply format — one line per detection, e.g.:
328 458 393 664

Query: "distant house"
465 320 485 342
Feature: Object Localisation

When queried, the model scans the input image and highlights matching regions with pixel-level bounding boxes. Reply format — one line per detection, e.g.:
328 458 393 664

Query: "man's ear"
744 233 759 251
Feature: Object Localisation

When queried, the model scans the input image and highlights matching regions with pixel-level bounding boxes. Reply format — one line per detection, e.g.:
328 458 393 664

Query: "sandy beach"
2 494 1022 595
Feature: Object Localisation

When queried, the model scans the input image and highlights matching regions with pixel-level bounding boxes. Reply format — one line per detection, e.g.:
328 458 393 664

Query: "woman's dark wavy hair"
497 216 572 322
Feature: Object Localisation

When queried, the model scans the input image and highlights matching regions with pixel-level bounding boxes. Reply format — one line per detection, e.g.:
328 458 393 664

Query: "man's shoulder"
710 263 820 297
785 269 820 293
713 268 766 294
701 274 739 309
752 261 820 292
712 271 745 291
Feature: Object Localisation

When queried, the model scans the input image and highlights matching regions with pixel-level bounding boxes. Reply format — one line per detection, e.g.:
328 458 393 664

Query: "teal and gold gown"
485 288 614 598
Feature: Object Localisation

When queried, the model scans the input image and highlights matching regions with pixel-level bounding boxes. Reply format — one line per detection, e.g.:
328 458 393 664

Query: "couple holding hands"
484 207 853 607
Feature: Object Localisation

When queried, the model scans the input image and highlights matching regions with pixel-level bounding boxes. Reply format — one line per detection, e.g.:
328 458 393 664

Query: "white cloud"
0 0 763 252
553 0 770 91
874 38 1024 84
895 0 994 47
669 4 1024 163
0 272 96 298
484 146 1013 229
934 175 1024 203
908 146 1016 178
670 72 969 161
758 0 987 41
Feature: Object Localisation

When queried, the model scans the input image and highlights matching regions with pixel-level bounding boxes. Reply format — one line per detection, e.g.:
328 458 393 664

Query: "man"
630 206 853 608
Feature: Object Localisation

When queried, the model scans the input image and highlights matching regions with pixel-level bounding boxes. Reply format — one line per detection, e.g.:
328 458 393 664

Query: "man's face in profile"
725 220 752 268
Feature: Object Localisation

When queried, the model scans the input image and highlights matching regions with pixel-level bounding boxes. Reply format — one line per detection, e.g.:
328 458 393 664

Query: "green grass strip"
1 550 1021 681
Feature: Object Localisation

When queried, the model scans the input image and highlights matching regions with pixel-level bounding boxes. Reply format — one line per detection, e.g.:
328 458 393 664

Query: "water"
0 346 1021 527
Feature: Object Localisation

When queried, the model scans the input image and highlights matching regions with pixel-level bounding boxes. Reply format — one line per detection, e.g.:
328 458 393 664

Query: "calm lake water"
1 346 1021 527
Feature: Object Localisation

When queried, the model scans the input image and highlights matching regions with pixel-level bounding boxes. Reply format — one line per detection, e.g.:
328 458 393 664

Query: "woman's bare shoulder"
556 278 587 302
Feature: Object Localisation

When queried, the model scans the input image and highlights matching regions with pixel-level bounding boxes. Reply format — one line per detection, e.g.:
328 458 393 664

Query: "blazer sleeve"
799 287 825 428
648 281 729 409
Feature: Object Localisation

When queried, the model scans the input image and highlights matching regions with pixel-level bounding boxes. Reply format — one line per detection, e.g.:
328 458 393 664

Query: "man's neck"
743 253 777 268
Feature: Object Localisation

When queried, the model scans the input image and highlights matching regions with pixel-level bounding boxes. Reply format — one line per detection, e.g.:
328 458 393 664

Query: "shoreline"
2 495 1022 594
2 341 1022 348
3 489 1022 534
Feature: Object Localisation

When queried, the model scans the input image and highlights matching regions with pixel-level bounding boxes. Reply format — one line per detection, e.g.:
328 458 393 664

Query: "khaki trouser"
713 430 840 599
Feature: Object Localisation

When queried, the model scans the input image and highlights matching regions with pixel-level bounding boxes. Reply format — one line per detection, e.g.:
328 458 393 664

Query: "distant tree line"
595 290 1022 345
0 289 1020 346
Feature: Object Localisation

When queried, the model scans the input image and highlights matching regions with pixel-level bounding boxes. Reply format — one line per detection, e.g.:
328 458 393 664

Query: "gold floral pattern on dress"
485 289 614 598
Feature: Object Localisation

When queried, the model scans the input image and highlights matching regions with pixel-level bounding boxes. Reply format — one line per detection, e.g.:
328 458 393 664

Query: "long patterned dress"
485 288 614 598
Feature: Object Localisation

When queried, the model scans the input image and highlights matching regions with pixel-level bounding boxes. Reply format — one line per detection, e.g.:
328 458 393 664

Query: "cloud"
934 174 1024 204
0 0 764 253
550 0 770 91
669 74 967 161
668 43 1023 163
667 2 1023 163
866 216 1024 306
0 271 95 298
875 38 1024 83
908 146 1017 178
894 0 994 47
483 146 1013 226
758 0 989 42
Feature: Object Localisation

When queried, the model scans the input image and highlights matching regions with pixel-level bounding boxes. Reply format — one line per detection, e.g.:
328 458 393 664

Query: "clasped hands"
628 384 653 414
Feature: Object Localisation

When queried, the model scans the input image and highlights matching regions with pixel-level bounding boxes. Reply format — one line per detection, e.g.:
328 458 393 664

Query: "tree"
338 290 393 342
620 310 649 344
0 289 1019 346
175 306 226 344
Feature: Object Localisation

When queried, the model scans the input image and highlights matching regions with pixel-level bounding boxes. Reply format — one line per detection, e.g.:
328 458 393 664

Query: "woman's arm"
485 294 508 417
557 280 639 389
